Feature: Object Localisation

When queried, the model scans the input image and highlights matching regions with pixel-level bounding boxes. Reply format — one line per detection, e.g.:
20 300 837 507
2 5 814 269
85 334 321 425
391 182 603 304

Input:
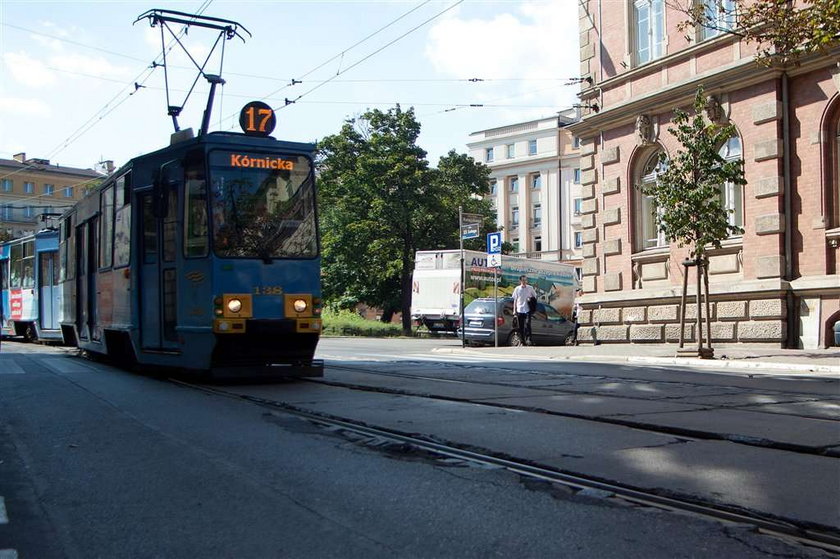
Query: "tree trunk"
400 252 414 335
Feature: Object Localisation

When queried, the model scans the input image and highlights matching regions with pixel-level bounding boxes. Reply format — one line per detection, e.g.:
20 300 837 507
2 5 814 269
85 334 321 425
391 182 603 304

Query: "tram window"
113 206 131 268
116 172 131 208
1 260 7 290
21 241 34 288
100 186 114 269
162 189 177 262
184 176 209 258
10 244 21 288
143 196 157 264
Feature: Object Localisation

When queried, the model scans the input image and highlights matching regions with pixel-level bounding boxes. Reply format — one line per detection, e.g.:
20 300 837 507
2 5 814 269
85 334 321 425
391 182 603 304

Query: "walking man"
512 275 537 345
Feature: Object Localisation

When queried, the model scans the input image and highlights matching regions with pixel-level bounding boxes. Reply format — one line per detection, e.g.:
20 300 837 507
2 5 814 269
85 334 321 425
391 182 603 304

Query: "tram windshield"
209 151 318 259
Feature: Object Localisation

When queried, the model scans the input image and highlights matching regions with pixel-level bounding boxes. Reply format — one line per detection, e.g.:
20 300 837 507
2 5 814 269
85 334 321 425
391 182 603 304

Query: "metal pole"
696 257 702 355
494 266 498 348
679 260 689 349
703 258 712 351
459 206 465 348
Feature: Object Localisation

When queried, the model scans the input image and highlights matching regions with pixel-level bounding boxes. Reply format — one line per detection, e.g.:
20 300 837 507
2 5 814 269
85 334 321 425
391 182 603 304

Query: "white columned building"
467 111 582 277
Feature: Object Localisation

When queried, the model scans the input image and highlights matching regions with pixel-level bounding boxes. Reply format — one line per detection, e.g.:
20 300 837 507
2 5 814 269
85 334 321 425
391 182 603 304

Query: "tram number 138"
254 286 283 296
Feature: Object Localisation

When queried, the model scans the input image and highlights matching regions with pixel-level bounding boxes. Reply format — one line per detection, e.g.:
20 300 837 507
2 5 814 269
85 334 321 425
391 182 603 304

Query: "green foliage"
638 88 746 258
317 105 496 331
321 308 404 337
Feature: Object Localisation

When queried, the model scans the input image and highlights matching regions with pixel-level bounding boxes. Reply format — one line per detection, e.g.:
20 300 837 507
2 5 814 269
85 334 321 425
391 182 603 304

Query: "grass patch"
321 308 406 337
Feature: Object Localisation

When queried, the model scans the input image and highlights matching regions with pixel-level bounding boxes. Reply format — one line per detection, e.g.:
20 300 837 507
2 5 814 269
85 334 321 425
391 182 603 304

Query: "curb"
432 347 840 375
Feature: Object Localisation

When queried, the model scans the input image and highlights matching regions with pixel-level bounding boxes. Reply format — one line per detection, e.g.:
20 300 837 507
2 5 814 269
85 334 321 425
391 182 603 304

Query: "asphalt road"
0 339 833 558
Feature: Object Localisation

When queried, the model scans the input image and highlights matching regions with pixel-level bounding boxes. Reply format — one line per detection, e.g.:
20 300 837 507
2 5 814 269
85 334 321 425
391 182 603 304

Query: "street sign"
462 213 483 225
488 253 502 267
461 223 480 240
487 232 502 254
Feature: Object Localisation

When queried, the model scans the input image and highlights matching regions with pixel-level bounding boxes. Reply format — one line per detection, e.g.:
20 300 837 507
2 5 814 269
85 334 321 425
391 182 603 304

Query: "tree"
317 106 495 334
674 0 840 66
638 88 745 356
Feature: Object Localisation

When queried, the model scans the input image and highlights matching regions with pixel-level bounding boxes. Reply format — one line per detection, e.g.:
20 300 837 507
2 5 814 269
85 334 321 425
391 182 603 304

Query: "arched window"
718 136 743 232
636 150 667 250
833 115 840 228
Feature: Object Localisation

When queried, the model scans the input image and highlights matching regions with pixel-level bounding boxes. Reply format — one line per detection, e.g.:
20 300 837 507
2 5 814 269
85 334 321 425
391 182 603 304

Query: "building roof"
0 157 103 179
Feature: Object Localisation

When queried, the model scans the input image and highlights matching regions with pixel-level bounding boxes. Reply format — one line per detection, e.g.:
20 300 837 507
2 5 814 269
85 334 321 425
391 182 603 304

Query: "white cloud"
425 1 581 110
3 52 57 87
50 53 133 80
0 96 51 116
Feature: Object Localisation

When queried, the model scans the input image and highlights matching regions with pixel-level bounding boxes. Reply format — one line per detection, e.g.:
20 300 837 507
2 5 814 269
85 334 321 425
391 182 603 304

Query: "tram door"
139 162 180 351
38 251 59 331
75 218 98 341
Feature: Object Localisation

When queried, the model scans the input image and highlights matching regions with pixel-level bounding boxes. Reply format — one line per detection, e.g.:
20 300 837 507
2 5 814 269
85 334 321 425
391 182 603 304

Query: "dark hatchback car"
459 297 576 347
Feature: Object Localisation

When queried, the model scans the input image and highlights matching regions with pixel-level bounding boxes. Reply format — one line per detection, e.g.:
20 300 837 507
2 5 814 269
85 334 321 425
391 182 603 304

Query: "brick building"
467 111 583 273
0 153 108 238
569 1 840 348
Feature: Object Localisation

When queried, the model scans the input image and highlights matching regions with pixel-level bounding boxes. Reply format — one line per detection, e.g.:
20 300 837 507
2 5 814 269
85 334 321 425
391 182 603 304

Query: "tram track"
311 363 840 458
171 377 840 555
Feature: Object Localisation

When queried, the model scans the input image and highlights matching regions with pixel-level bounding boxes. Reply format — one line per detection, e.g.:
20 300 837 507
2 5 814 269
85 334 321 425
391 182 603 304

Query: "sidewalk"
436 342 840 374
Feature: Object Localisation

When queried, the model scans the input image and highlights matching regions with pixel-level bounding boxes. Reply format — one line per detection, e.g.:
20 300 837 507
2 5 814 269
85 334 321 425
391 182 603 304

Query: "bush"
321 308 405 337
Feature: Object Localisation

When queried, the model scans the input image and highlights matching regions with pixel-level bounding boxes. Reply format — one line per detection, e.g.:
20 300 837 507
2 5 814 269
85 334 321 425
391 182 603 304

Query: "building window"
718 136 743 230
506 144 515 159
575 267 583 281
485 148 494 163
489 180 497 196
531 174 541 189
44 184 55 196
1 179 11 192
574 231 583 248
63 186 74 198
700 0 735 40
528 139 537 155
511 207 519 226
533 204 542 227
1 205 12 220
635 0 665 65
512 238 520 252
509 177 519 193
573 198 583 215
24 182 33 194
534 236 542 252
636 150 667 250
24 206 34 219
573 168 581 184
572 136 580 149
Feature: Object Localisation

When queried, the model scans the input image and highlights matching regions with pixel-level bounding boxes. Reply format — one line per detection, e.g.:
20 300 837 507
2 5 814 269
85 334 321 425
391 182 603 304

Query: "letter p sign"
487 232 502 254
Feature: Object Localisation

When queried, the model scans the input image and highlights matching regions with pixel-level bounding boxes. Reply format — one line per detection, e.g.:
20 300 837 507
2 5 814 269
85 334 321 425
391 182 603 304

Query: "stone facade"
569 2 840 348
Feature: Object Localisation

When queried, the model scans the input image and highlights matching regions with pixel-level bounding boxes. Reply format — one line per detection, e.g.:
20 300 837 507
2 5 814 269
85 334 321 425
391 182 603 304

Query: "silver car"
459 297 576 347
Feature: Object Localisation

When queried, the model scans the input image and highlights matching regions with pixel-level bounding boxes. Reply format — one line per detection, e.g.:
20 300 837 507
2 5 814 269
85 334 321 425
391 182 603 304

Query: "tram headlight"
293 299 307 313
227 298 243 314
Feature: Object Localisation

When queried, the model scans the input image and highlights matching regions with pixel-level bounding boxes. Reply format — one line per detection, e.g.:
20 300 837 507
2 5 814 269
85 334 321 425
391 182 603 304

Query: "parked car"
459 297 576 347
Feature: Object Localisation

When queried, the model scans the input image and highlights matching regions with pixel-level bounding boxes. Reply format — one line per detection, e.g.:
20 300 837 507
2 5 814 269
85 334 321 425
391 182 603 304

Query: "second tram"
0 229 63 343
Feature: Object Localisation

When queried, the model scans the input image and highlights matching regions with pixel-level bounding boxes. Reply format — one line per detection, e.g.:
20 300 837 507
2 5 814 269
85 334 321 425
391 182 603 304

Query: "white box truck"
411 250 578 332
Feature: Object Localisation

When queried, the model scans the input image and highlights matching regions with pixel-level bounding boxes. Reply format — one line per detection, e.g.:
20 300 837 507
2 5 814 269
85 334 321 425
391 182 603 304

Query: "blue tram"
57 130 323 377
0 229 63 343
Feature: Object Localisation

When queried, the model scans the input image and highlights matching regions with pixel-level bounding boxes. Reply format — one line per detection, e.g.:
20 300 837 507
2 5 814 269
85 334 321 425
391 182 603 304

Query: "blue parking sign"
487 232 502 254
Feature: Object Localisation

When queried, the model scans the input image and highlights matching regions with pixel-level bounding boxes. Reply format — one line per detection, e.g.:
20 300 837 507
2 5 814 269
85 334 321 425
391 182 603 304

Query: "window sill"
630 246 669 263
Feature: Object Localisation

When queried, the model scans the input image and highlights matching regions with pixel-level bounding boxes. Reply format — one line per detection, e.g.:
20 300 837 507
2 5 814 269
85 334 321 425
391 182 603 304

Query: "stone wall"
577 298 786 344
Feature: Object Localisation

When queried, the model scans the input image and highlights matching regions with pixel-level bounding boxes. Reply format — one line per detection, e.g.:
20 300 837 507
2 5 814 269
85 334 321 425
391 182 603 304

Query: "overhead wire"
273 0 465 113
217 0 437 130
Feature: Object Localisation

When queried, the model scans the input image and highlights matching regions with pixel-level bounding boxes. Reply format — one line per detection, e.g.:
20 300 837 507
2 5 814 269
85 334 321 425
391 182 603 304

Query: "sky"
0 0 581 171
